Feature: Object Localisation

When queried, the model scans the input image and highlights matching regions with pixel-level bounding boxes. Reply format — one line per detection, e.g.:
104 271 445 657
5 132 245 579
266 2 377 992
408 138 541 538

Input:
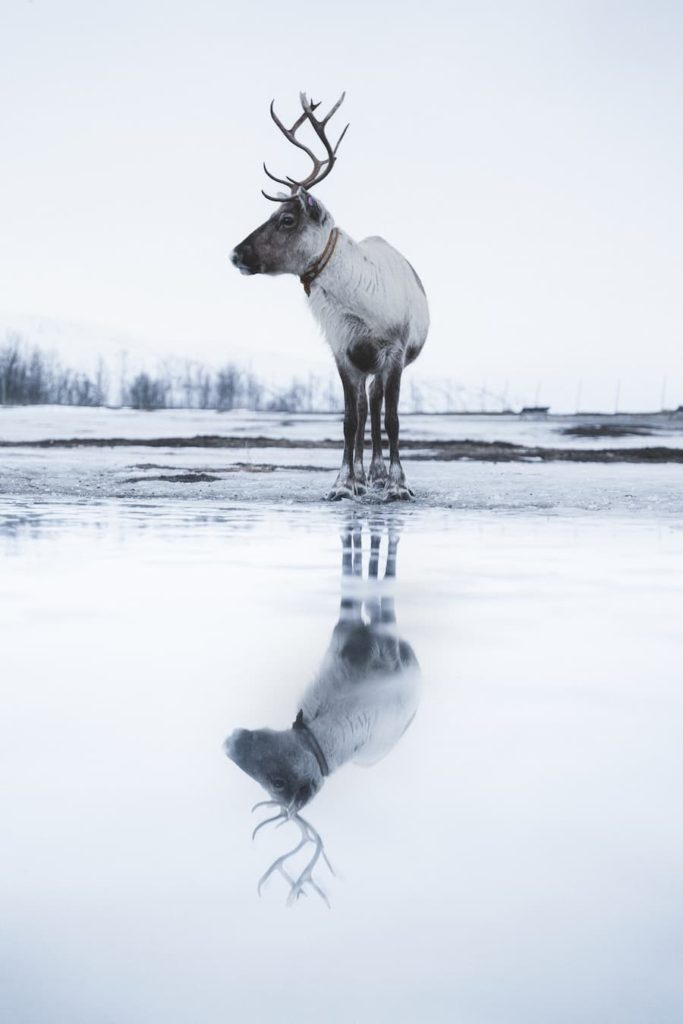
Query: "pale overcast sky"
1 0 682 410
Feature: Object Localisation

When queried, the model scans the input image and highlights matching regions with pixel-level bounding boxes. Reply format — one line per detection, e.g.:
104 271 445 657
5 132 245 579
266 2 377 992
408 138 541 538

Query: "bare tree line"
0 335 344 412
0 335 108 407
0 333 514 413
127 359 346 413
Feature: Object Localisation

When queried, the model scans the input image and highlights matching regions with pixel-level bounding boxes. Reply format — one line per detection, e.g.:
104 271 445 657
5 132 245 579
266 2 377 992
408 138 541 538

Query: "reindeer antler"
251 801 335 905
262 91 349 202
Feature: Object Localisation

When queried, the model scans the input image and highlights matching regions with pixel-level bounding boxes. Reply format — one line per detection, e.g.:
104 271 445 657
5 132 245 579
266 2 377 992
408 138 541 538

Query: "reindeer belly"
347 338 380 373
344 315 408 375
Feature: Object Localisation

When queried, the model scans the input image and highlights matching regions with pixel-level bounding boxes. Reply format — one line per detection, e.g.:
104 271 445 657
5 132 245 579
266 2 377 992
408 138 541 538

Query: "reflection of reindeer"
224 517 420 905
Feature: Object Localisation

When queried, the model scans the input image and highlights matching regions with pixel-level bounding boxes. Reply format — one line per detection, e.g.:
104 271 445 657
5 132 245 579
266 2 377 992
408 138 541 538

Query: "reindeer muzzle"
230 243 258 275
224 727 249 762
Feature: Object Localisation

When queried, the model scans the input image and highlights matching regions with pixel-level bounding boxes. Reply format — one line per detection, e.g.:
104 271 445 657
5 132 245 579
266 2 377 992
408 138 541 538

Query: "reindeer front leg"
326 363 367 500
383 364 414 501
367 376 388 486
353 379 368 487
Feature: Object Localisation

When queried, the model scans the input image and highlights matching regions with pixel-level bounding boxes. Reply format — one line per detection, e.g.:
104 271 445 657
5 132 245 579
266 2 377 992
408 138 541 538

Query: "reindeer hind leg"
383 364 414 501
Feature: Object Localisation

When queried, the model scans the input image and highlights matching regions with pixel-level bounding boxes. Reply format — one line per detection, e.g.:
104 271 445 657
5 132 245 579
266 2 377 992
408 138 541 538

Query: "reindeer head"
224 720 325 812
230 190 333 277
225 717 333 905
230 92 348 279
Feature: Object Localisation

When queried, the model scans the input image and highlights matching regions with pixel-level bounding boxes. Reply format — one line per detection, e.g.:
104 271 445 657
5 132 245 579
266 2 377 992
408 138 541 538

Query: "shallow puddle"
1 501 681 1023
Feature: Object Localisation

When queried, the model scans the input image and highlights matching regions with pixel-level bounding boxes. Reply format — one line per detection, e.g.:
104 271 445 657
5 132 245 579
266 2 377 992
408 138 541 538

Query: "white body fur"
300 620 421 771
309 230 430 373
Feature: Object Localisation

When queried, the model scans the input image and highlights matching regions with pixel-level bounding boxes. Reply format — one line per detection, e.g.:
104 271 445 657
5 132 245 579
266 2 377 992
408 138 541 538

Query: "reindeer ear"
292 710 305 730
300 190 323 222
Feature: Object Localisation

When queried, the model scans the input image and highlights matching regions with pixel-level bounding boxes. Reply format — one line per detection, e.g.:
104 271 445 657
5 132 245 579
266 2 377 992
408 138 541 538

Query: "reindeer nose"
224 728 249 759
230 244 256 274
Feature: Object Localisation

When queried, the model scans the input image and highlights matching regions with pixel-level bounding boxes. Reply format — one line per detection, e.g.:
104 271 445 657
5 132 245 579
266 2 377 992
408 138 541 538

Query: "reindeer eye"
280 214 295 228
272 778 286 790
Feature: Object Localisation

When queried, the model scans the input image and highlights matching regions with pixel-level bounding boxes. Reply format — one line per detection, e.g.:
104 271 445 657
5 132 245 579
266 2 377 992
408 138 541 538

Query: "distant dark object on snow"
520 405 550 417
562 424 654 439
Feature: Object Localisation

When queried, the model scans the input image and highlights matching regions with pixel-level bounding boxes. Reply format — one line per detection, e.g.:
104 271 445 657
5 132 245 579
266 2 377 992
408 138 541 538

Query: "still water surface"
1 501 681 1023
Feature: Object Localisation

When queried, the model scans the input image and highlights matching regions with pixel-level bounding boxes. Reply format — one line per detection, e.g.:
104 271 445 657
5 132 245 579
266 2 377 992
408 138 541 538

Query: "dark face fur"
224 726 323 810
230 191 331 278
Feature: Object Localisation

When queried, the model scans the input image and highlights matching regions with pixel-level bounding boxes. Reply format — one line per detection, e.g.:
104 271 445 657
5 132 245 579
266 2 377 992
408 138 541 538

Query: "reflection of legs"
341 516 402 624
341 523 353 578
381 529 399 623
368 377 387 486
385 530 399 579
368 525 381 579
352 519 363 578
366 523 383 624
384 365 413 500
340 520 362 622
354 379 368 485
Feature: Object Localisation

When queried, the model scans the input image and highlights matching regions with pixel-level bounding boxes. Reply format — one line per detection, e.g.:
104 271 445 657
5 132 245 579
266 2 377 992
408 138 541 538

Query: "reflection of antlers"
251 801 335 907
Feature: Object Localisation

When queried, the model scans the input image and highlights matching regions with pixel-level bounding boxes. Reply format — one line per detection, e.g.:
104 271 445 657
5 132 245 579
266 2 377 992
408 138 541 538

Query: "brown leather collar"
300 227 339 296
292 710 329 776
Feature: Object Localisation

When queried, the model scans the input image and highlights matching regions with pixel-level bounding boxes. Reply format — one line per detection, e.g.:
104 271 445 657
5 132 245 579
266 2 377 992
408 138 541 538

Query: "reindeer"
224 516 421 905
230 93 429 501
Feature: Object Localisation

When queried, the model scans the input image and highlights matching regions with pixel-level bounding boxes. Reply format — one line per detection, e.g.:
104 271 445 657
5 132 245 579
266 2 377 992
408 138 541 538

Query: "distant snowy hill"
0 313 161 374
0 310 333 380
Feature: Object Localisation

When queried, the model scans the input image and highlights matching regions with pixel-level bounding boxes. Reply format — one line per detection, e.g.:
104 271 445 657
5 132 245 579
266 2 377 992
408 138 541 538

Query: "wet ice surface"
1 500 682 1023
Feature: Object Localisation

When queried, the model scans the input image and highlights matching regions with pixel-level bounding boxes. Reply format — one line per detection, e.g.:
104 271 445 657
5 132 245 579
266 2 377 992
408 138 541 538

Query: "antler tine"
262 162 293 188
333 122 350 155
269 98 308 133
262 165 306 202
320 90 346 126
261 189 295 203
269 99 320 167
251 800 280 813
252 809 287 840
257 834 309 897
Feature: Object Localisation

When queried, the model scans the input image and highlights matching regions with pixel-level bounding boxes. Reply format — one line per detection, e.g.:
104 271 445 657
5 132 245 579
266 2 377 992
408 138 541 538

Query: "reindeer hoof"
367 460 388 487
325 479 366 501
383 482 414 502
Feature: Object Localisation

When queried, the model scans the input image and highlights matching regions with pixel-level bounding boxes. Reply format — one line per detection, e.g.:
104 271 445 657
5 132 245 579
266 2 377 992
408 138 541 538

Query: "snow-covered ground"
2 404 683 448
1 449 682 518
0 406 682 517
